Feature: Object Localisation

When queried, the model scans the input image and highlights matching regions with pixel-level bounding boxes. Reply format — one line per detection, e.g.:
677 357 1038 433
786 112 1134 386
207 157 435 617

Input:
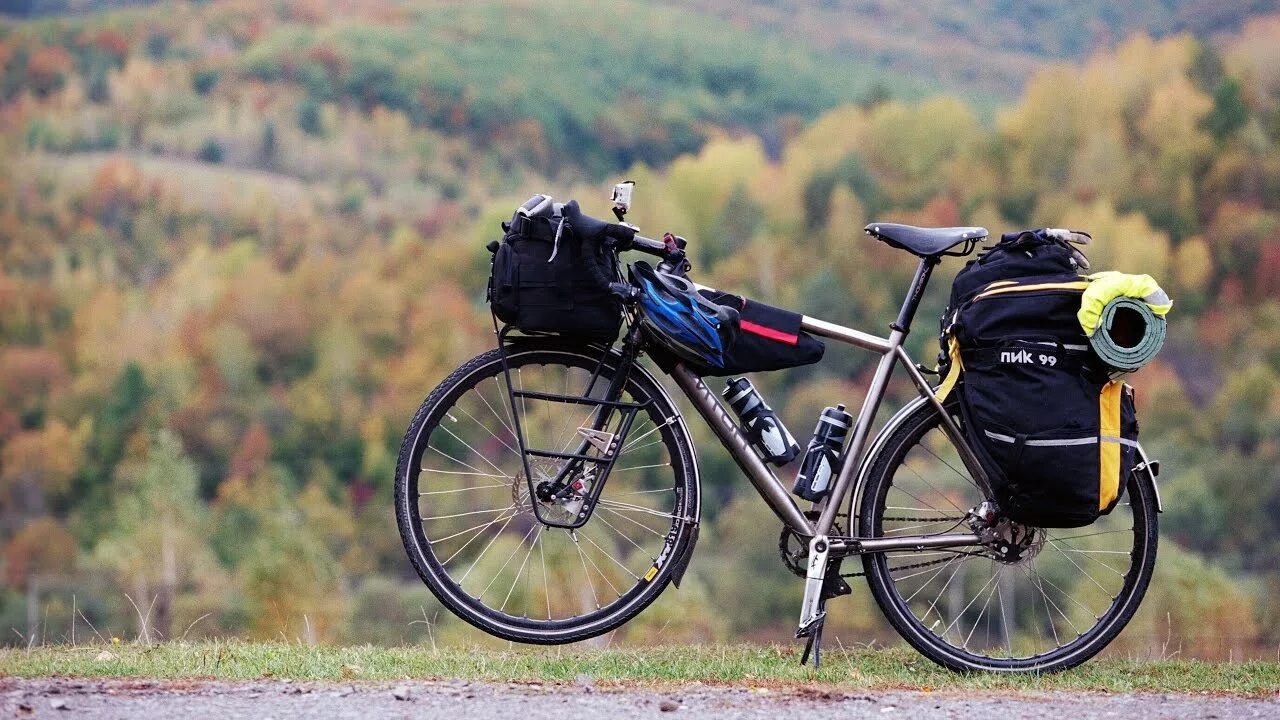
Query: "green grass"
2 642 1278 695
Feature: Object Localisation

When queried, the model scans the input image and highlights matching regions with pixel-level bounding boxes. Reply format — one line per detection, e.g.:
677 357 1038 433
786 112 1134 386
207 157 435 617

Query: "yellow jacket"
1078 271 1172 336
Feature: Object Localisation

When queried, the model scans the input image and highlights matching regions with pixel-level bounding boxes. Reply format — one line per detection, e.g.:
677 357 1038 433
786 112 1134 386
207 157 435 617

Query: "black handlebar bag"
488 204 622 340
691 289 825 376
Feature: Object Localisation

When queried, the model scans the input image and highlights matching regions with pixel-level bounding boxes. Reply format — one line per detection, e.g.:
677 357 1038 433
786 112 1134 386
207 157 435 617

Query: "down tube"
668 364 815 535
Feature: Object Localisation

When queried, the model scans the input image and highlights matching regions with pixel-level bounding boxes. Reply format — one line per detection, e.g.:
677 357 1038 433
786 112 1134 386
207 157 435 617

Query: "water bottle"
723 378 800 465
792 405 853 502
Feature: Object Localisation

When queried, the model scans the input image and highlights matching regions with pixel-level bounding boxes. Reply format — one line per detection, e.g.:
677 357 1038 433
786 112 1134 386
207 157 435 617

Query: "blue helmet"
631 262 739 367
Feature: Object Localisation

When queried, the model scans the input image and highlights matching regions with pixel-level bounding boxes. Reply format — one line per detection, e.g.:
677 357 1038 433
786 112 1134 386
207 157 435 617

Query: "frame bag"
938 230 1139 528
488 197 622 340
692 290 824 376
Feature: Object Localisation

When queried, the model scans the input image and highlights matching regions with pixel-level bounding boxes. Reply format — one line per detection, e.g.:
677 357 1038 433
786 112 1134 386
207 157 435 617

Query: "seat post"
892 257 940 334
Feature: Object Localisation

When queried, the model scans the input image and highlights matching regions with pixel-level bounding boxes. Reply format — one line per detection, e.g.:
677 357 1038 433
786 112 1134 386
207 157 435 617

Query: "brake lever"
609 282 641 304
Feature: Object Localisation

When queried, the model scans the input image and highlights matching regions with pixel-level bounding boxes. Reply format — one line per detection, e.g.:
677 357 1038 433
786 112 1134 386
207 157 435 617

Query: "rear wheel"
394 339 699 644
858 397 1158 672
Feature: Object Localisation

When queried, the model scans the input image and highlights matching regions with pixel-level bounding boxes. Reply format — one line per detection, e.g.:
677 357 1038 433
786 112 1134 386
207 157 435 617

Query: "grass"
2 642 1278 696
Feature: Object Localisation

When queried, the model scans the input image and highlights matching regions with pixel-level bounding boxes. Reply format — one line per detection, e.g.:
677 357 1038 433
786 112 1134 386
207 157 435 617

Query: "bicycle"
394 187 1161 673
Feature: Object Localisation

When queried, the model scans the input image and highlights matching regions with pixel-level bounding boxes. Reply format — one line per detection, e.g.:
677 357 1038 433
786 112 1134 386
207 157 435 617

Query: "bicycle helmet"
630 261 739 367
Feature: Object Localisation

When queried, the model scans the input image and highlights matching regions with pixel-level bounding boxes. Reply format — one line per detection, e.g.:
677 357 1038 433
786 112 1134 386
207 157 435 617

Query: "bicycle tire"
858 397 1158 673
395 338 699 644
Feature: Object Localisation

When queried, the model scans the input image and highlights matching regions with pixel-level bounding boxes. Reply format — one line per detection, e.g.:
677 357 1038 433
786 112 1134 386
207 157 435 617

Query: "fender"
1135 444 1163 513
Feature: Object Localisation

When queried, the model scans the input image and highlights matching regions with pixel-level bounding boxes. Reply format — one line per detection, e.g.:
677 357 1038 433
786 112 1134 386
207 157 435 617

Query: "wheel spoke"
427 444 498 477
599 505 667 538
864 402 1152 669
418 481 510 495
455 403 521 459
397 348 696 637
439 508 520 566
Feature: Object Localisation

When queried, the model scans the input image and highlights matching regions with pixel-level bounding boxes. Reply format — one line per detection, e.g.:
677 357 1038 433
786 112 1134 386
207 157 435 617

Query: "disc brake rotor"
513 459 592 525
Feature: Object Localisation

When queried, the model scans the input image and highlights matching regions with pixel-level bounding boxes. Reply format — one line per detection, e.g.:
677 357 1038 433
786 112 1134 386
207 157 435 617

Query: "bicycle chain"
780 515 975 579
839 550 983 579
837 514 973 579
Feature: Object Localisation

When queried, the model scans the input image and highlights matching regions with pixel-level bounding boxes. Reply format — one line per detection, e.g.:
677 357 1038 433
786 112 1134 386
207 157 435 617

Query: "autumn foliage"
0 3 1278 658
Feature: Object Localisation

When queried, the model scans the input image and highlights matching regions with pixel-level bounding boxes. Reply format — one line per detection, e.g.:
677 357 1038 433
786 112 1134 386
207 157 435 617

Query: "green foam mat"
1089 296 1166 371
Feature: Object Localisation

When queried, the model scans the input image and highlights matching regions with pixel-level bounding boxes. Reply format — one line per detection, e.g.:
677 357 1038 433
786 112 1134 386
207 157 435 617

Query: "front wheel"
858 397 1158 672
395 339 700 644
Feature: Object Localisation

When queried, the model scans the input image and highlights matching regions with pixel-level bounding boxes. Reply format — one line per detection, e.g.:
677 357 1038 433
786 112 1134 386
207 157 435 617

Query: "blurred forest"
1 0 1279 657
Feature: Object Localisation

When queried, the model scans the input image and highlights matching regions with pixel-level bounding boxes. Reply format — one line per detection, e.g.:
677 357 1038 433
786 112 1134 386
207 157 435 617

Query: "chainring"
778 511 848 578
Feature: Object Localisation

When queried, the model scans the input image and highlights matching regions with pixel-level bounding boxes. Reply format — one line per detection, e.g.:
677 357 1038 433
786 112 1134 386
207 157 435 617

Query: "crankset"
778 511 847 577
779 512 852 603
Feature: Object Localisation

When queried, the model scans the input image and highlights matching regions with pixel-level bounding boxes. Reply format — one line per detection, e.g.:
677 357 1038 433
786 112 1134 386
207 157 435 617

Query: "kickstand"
798 614 825 669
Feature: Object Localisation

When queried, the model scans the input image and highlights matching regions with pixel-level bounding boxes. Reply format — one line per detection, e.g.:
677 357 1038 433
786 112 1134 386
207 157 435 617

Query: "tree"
297 98 324 136
192 69 219 96
198 139 225 164
74 363 150 540
4 517 76 644
94 430 211 640
1 421 82 527
261 121 278 168
1203 78 1249 141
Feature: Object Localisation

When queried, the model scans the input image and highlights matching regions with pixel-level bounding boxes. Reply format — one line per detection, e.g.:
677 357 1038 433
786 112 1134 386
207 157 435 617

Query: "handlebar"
560 200 690 302
561 200 680 261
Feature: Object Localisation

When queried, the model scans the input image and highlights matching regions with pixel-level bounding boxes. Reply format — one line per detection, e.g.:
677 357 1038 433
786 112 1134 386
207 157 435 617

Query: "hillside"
0 1 1279 658
666 0 1276 99
6 0 1276 103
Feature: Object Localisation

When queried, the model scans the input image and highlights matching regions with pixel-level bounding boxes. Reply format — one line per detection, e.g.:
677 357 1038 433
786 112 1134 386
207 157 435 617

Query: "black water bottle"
723 378 800 465
792 405 853 502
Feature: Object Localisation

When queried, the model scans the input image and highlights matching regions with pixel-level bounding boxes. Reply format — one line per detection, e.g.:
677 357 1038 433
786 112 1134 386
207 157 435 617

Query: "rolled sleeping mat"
1088 296 1166 372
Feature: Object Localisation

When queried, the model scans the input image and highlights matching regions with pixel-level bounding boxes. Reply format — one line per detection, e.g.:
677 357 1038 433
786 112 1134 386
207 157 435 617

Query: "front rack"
495 324 647 529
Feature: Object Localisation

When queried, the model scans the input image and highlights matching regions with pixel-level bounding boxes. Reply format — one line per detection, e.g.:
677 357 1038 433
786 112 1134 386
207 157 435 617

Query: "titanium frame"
674 256 994 551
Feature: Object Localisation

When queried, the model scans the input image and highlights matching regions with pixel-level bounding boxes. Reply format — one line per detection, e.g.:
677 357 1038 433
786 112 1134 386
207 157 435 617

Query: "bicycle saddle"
865 222 988 257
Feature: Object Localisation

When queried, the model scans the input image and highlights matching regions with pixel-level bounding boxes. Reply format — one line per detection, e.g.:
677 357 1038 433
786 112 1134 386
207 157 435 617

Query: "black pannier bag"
691 289 825 376
488 196 622 340
937 229 1139 528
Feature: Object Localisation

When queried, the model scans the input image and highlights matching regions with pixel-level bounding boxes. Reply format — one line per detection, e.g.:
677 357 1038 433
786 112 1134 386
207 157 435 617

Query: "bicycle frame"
669 256 994 557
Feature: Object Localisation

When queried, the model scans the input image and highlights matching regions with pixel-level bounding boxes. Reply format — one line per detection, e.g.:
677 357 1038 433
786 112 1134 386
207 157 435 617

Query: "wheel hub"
514 460 593 525
984 518 1044 564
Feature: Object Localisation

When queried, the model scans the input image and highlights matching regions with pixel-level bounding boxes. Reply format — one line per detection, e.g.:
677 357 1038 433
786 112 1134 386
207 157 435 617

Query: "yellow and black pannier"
937 230 1139 528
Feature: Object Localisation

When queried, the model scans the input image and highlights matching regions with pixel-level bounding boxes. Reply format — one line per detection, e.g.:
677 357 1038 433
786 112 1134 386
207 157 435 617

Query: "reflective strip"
1032 341 1090 352
1098 381 1123 511
934 336 963 402
975 280 1090 300
740 319 799 345
1029 437 1097 447
983 430 1097 447
727 386 754 405
818 414 850 430
1101 435 1139 448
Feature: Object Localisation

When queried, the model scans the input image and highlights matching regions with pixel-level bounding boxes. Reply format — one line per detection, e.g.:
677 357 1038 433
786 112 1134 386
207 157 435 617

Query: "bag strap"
935 335 963 402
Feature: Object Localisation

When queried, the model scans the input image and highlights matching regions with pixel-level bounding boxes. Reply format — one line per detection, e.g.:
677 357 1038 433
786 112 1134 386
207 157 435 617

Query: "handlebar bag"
488 201 622 340
690 289 824 376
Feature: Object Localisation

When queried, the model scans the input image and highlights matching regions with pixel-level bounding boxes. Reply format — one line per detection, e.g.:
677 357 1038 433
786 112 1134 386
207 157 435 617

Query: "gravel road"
3 677 1277 719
